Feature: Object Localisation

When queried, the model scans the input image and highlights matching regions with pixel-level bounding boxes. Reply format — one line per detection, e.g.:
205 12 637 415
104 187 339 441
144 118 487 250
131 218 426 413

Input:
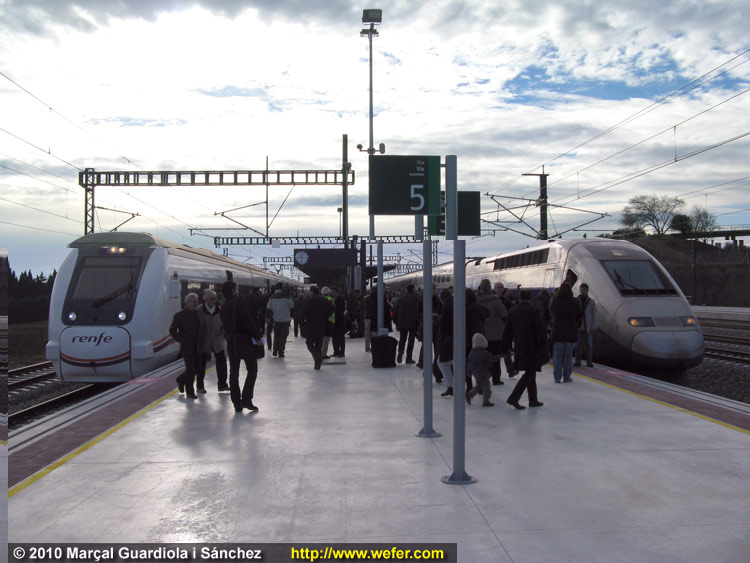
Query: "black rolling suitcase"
371 335 398 368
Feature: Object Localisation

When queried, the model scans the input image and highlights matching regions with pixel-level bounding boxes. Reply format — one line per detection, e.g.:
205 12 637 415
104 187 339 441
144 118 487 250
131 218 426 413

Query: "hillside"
633 238 750 306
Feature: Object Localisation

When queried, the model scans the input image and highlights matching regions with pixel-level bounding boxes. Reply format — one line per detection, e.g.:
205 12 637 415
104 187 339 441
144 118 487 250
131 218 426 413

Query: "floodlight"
362 9 382 23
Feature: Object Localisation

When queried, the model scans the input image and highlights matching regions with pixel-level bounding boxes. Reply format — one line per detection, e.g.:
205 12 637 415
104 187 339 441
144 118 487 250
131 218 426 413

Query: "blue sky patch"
506 57 745 104
198 85 267 98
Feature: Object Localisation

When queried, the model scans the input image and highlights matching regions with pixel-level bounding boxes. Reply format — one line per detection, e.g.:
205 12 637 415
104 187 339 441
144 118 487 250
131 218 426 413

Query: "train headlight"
628 317 655 327
67 311 77 322
680 316 698 327
117 311 128 322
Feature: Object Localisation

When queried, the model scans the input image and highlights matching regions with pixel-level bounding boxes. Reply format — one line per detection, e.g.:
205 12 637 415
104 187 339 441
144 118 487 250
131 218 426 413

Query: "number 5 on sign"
368 155 441 216
410 184 425 211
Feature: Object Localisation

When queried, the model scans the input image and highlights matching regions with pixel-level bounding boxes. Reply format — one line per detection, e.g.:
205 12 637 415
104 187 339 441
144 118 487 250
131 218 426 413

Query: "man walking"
394 284 420 364
503 288 546 409
266 282 295 358
221 281 263 412
299 285 335 370
196 289 228 392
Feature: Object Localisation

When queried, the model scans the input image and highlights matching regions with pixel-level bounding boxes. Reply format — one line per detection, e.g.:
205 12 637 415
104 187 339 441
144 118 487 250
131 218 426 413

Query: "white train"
46 232 302 382
385 238 704 369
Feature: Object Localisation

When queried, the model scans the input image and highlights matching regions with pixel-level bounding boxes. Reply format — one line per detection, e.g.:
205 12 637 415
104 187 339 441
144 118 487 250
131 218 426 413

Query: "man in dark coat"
299 285 335 370
347 289 362 338
416 285 443 383
221 281 264 412
394 284 421 364
502 288 546 409
332 287 347 357
549 282 582 383
169 292 205 399
196 289 228 393
494 282 518 378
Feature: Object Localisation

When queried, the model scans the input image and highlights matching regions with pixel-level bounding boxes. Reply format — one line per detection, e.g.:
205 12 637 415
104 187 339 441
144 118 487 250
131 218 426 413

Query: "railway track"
699 320 750 331
8 361 57 389
703 334 750 347
704 345 750 365
9 361 118 428
8 384 102 427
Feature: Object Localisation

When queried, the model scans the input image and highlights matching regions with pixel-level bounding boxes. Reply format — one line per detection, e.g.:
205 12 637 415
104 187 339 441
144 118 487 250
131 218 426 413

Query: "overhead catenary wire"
0 162 77 194
1 71 223 244
0 125 83 171
555 130 750 205
0 70 143 171
0 220 79 237
548 87 750 200
0 152 80 190
489 49 750 196
0 195 83 224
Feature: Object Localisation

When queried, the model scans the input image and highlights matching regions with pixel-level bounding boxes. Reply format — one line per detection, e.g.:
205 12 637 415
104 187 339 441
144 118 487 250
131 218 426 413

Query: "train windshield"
601 260 677 296
72 256 142 301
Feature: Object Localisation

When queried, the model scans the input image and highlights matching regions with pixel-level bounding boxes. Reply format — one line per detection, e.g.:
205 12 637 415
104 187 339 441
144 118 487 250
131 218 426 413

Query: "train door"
565 268 578 287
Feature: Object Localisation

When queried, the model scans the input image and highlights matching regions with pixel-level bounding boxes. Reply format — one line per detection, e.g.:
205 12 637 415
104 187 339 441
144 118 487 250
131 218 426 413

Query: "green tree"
622 195 685 235
670 213 692 235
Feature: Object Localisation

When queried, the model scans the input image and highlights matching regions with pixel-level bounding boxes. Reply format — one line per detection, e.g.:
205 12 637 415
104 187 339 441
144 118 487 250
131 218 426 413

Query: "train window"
72 256 142 300
601 260 677 295
493 248 550 271
565 269 578 287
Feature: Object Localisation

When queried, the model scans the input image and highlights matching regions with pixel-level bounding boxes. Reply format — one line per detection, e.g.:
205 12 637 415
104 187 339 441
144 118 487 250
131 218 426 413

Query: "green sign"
368 155 441 216
428 191 481 236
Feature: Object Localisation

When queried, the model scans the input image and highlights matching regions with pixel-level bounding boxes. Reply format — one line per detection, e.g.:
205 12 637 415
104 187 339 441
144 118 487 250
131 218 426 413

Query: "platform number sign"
368 155 441 216
428 191 481 237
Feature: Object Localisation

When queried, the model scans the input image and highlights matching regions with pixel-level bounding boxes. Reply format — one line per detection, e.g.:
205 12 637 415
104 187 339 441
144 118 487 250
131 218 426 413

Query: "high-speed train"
46 232 303 382
385 238 703 369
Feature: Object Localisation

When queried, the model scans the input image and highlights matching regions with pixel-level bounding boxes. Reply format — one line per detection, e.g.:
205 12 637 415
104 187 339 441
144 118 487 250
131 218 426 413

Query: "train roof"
69 232 302 286
384 238 652 283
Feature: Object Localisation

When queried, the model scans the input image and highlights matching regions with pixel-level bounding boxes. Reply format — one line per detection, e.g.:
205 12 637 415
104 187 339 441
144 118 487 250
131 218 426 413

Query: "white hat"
321 286 331 295
471 333 488 348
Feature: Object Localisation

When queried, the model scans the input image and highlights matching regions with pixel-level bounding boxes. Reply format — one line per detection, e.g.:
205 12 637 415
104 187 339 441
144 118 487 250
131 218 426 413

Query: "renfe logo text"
72 332 113 347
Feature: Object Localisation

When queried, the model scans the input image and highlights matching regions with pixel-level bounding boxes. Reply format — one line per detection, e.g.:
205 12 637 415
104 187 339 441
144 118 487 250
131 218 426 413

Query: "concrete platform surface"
9 335 750 562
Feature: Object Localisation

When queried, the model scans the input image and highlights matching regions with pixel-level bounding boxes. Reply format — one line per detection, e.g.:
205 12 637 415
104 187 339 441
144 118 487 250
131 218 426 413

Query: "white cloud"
1 0 748 276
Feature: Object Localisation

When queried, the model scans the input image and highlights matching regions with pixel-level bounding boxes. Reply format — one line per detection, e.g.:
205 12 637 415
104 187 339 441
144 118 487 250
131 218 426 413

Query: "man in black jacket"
502 288 546 409
394 284 421 364
299 285 335 370
332 287 347 358
169 293 204 399
221 281 264 412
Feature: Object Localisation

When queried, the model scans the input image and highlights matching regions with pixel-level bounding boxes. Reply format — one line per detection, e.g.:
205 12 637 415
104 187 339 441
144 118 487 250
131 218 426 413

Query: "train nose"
59 326 132 380
631 330 704 368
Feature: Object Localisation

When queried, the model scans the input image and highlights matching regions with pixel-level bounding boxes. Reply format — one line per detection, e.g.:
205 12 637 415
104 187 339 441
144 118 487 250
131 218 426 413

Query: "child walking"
466 333 495 407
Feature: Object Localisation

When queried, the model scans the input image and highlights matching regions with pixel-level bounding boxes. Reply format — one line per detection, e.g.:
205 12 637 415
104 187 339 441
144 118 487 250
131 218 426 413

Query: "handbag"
251 337 266 359
534 342 550 370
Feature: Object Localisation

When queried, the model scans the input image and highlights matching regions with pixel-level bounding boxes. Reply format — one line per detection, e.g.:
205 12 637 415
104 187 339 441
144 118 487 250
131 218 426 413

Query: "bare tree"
689 205 718 234
622 195 685 235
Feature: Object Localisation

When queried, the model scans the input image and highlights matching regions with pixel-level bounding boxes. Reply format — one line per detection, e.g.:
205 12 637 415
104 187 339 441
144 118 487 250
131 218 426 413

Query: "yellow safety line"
9 388 179 498
575 372 750 436
0 440 7 446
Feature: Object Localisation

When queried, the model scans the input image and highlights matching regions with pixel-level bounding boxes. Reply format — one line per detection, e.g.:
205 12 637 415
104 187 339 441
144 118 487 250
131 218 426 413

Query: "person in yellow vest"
320 286 336 360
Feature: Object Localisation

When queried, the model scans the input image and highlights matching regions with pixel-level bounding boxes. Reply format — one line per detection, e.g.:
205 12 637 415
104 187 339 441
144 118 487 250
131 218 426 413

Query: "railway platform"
693 305 750 328
8 335 750 562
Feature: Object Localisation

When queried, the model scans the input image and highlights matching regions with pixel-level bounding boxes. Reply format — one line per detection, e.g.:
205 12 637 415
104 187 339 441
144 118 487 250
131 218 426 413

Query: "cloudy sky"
1 0 748 277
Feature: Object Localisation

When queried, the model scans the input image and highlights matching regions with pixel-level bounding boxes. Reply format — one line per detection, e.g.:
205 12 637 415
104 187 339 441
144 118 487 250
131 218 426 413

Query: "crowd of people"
167 278 597 413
